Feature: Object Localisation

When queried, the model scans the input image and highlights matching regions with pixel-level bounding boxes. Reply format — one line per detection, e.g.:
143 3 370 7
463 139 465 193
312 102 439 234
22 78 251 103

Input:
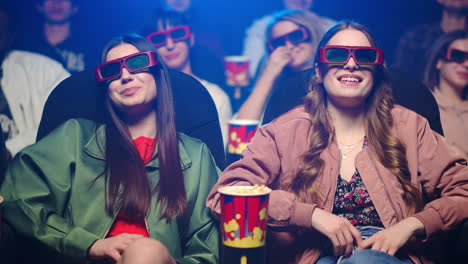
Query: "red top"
107 136 156 237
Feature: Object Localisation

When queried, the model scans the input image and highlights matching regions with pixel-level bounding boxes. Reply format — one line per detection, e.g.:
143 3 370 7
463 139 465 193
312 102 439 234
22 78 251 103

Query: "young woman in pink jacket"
207 21 468 264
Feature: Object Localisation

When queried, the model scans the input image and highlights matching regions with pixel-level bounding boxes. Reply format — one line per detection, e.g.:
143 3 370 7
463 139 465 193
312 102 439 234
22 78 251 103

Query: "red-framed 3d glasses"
94 51 158 82
146 25 192 47
318 45 384 65
445 48 468 63
268 27 310 51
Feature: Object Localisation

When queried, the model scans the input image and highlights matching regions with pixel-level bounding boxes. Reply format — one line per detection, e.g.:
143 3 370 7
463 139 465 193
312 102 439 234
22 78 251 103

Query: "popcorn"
219 185 272 195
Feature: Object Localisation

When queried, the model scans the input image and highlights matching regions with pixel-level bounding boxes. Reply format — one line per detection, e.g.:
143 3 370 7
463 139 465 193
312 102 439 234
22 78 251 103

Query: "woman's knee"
129 238 167 253
120 238 174 264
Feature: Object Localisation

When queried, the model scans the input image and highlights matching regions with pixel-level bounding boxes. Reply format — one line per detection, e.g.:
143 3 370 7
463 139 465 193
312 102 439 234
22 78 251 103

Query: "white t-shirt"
199 79 233 147
1 50 70 155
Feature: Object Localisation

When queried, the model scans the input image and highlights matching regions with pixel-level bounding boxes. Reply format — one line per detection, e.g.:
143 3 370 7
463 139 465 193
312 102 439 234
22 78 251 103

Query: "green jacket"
0 119 220 264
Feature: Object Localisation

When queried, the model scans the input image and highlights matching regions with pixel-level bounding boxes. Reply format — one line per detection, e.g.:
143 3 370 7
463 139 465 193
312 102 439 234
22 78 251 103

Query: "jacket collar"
83 123 192 170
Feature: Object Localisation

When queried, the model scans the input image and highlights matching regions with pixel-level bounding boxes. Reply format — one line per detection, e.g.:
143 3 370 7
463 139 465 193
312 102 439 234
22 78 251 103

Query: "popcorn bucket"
227 120 259 156
218 186 272 248
224 56 250 87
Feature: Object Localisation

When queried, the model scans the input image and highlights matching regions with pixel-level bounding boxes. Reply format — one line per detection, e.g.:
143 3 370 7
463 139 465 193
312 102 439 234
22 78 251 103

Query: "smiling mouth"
338 76 363 83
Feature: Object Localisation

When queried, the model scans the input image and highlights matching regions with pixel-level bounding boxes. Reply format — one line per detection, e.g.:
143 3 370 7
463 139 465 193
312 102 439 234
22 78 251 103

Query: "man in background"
16 0 98 73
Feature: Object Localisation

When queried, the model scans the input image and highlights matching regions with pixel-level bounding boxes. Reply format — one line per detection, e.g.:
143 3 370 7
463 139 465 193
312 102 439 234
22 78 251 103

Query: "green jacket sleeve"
176 142 221 264
0 119 100 261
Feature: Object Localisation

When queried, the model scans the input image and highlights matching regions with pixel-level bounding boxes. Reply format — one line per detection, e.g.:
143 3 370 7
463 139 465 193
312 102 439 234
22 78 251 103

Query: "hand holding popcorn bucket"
218 185 271 264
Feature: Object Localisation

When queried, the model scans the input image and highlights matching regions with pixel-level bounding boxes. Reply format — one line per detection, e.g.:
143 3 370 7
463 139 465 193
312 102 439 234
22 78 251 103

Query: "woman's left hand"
358 217 425 255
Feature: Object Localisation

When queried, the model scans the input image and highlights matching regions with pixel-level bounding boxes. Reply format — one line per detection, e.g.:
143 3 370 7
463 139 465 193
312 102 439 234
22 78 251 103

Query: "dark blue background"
10 0 440 66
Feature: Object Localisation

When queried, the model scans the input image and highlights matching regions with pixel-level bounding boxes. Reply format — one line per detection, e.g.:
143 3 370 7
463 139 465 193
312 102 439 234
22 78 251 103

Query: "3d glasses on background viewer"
445 48 468 63
95 51 158 82
318 45 384 65
268 27 311 51
146 25 192 47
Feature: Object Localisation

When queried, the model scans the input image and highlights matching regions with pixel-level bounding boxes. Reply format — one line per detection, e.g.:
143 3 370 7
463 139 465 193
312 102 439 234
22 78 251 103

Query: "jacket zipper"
366 149 401 222
327 150 342 212
101 212 150 238
311 152 339 264
144 218 149 235
102 211 119 238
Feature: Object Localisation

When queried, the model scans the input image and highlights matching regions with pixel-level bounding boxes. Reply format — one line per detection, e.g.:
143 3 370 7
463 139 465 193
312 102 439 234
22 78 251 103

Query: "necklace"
341 147 358 160
339 137 364 160
338 137 364 150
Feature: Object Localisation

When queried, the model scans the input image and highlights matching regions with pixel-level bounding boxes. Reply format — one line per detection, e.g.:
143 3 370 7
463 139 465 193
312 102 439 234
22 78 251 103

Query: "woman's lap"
316 226 413 264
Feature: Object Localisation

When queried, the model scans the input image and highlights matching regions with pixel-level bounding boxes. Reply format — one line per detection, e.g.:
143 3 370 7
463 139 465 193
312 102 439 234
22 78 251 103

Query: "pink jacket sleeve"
206 123 316 228
411 114 468 239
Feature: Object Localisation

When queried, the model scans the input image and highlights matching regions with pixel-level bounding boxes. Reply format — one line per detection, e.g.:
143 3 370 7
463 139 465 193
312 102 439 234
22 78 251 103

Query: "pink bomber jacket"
206 105 468 264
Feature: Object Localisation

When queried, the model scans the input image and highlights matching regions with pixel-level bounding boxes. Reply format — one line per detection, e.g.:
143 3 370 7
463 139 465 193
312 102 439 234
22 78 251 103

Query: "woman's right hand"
311 208 363 257
88 233 144 262
264 47 292 76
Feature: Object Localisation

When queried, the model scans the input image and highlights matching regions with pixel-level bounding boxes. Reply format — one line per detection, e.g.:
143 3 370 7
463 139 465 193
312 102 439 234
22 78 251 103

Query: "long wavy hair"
97 34 186 222
288 21 423 213
423 30 468 99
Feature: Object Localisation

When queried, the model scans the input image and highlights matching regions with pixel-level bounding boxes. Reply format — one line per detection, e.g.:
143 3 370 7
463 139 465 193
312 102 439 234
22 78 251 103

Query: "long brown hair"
289 21 423 213
97 34 186 222
423 30 468 99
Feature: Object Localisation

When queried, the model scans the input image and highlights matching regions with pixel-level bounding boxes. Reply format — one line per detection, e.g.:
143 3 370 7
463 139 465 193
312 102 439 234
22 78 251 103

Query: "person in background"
0 34 219 263
243 0 335 78
207 21 468 264
393 0 467 81
15 0 98 73
236 9 326 121
423 30 468 159
0 3 69 156
143 8 232 146
156 0 226 86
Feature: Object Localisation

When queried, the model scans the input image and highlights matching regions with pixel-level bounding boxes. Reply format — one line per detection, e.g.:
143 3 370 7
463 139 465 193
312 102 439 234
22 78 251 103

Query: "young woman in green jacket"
0 35 220 264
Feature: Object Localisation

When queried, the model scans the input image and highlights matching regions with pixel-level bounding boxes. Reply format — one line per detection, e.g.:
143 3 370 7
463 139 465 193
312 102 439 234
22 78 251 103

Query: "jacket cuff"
412 207 443 240
63 227 100 259
289 202 316 228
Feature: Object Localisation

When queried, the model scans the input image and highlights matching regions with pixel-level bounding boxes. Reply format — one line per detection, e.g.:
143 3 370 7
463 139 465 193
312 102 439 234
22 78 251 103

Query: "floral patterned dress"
332 138 383 227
